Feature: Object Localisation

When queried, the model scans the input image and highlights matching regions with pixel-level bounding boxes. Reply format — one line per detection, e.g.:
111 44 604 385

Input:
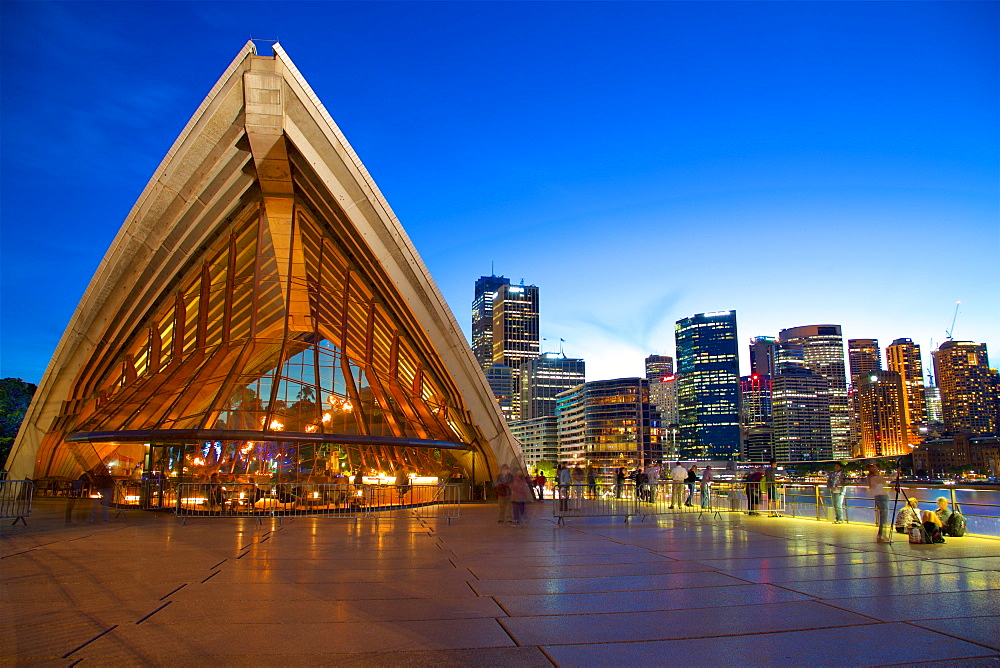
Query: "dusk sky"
1 1 997 384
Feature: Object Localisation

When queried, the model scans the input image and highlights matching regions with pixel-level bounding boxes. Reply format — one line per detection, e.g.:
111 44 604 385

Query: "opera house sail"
5 42 522 494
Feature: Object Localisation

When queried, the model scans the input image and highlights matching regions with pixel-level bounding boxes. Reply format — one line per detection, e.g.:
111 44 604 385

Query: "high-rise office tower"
857 370 907 457
645 355 674 380
519 353 586 420
645 355 678 442
848 339 882 382
925 384 944 423
555 378 662 481
771 367 833 461
847 339 881 452
492 282 540 420
472 274 510 369
933 341 996 435
749 337 778 377
741 374 773 462
778 325 851 459
886 338 928 447
675 310 741 460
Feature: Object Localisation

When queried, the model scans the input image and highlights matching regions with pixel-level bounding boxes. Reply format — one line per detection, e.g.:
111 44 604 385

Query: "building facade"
740 374 774 462
675 311 741 460
555 378 662 481
492 282 540 420
778 325 851 459
645 354 678 454
857 370 907 458
749 336 778 377
472 274 510 370
645 355 674 380
510 416 559 469
933 341 996 436
886 338 928 447
484 364 516 422
913 435 1000 478
771 367 833 461
847 338 881 452
519 353 586 421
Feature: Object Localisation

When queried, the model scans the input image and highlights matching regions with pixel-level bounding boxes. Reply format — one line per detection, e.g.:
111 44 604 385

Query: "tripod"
887 455 907 545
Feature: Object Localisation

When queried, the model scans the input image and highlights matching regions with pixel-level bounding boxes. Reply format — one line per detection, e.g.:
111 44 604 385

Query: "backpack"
947 512 967 537
908 525 931 544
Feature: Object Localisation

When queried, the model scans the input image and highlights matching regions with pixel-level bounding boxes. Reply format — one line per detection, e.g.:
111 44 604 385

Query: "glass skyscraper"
779 325 851 459
472 274 510 370
886 338 928 447
519 353 586 420
933 341 996 435
675 311 741 460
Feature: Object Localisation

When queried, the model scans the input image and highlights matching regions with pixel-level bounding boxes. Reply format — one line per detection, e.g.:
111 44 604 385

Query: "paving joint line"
537 645 560 666
209 558 228 570
62 624 118 659
899 620 1000 653
159 583 187 600
135 601 172 625
494 617 522 646
201 570 220 583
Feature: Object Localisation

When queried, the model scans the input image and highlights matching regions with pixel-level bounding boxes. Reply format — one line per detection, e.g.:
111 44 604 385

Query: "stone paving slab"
541 622 997 666
3 498 1000 665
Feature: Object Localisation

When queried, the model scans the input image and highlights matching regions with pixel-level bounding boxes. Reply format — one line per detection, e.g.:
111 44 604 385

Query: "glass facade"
771 367 833 461
779 325 851 459
472 275 509 370
556 378 662 482
519 353 586 420
886 338 928 447
857 370 907 457
933 341 996 435
492 283 540 420
740 374 773 462
675 311 741 460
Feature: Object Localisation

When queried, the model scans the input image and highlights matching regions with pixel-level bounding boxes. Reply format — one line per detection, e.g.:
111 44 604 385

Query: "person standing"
745 467 764 516
586 466 597 499
684 465 698 506
700 466 714 509
827 462 847 524
558 464 572 511
614 468 625 499
867 464 890 542
764 458 780 517
645 462 660 503
670 462 687 509
87 464 117 523
534 470 547 501
495 464 514 524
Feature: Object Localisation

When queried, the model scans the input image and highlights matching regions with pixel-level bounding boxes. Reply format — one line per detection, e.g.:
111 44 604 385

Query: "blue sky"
1 1 997 383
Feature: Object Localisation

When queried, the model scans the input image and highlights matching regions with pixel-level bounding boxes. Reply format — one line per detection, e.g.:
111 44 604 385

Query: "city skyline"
1 2 997 385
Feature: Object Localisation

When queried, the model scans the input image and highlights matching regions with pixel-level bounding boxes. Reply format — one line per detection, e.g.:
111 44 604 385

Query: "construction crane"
945 301 961 340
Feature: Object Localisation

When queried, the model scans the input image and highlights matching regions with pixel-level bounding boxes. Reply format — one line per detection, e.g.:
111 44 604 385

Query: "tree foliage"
0 378 37 466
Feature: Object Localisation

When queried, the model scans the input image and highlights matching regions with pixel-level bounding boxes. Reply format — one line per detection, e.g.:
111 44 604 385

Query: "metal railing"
0 479 34 525
782 481 1000 537
173 483 461 524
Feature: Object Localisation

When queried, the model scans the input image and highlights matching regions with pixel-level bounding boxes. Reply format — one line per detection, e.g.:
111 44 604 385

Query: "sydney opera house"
5 42 523 500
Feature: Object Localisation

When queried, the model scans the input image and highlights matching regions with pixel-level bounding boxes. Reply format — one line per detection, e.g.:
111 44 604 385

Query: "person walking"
700 466 714 509
510 470 532 524
572 465 585 508
670 462 687 509
684 465 698 506
614 468 625 499
827 461 847 524
495 463 514 525
867 463 890 542
586 466 597 499
87 465 117 523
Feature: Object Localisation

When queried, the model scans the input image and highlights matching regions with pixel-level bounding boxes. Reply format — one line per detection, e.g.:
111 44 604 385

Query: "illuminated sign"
704 310 733 317
662 375 675 382
509 286 524 293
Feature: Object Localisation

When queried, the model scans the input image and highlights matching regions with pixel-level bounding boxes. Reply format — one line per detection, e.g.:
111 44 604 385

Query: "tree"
0 378 37 467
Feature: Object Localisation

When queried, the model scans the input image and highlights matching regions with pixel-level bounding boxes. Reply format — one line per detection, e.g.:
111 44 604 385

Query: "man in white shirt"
670 462 687 509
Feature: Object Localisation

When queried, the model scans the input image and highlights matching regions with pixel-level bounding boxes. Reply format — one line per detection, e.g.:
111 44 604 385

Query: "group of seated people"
894 496 957 543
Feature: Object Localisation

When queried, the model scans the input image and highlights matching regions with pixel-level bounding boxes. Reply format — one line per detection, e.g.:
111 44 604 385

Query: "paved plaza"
2 498 999 666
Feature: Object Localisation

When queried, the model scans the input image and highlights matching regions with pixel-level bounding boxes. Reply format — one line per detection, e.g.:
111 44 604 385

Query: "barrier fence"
552 481 778 523
0 479 34 525
174 482 461 524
